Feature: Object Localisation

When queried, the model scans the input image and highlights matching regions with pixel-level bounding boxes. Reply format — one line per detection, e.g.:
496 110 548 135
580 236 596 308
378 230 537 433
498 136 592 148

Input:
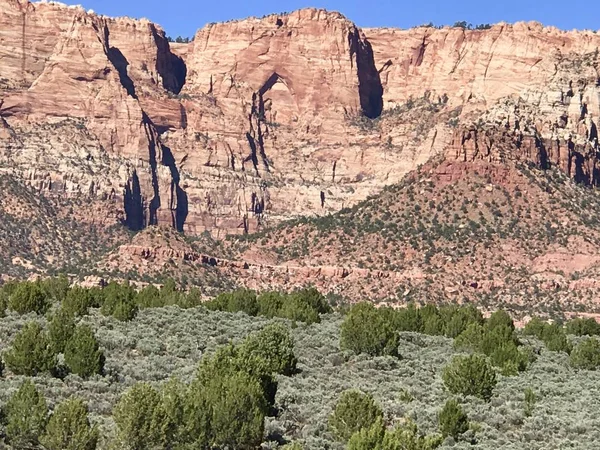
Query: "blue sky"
62 0 599 39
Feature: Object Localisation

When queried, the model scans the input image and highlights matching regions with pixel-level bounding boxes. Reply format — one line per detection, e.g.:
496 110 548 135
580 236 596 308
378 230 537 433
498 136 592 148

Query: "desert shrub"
440 305 484 338
64 325 105 378
4 321 56 376
239 322 297 376
135 285 161 309
442 355 497 400
523 316 548 338
438 399 469 439
524 387 536 417
278 295 320 324
394 303 423 332
566 317 600 336
39 274 70 303
329 390 383 442
570 337 600 370
9 281 50 315
542 323 572 353
453 323 485 351
340 303 399 357
202 371 267 449
257 291 285 318
454 321 528 374
206 289 259 315
158 377 187 446
180 287 203 309
48 308 75 354
486 310 515 331
347 418 442 450
160 279 182 306
5 380 48 448
62 286 94 317
289 287 332 314
41 398 98 450
206 288 328 324
100 282 138 321
114 383 167 450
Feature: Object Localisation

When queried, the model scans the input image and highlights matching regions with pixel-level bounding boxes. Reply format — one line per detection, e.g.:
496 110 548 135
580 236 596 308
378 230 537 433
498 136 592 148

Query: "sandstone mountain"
3 1 600 310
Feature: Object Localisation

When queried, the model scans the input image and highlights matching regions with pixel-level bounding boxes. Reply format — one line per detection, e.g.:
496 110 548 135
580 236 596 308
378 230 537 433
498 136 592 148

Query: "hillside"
231 155 600 317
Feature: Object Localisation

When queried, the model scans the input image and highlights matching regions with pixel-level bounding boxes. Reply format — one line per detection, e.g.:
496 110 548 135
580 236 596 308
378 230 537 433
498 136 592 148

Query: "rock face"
2 3 600 237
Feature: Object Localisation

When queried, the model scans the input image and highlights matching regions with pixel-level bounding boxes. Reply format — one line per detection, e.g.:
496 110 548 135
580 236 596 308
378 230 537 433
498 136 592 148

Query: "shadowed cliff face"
349 29 384 119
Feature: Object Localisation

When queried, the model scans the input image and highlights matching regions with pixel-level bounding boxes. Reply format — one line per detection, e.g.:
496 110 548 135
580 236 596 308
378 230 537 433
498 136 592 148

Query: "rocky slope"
3 2 600 305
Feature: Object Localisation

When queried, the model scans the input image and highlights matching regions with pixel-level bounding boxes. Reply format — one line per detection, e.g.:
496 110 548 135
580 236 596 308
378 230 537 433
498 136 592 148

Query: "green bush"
9 281 50 315
442 355 497 401
4 321 56 376
438 399 468 439
203 371 267 449
340 303 399 357
114 383 167 450
206 287 329 324
329 390 383 442
570 338 600 370
486 310 515 331
239 322 297 376
347 418 442 450
206 289 259 315
136 285 161 309
62 286 94 317
48 308 75 354
5 380 48 448
257 291 285 318
100 282 138 321
523 316 548 338
542 324 572 353
41 398 98 450
40 275 70 303
440 305 484 338
524 387 536 417
64 325 104 378
566 317 600 336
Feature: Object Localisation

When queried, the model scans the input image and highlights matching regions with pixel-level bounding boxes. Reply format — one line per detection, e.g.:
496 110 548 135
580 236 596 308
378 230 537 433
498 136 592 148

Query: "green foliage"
64 325 104 378
39 274 70 303
570 338 600 370
257 291 285 318
523 317 572 353
5 380 48 448
347 418 442 450
523 316 548 338
203 371 267 449
100 282 138 321
486 310 515 331
566 317 600 336
340 303 399 357
4 321 56 376
41 398 98 450
114 383 167 450
136 285 161 309
329 390 383 442
48 308 76 354
206 287 329 324
239 322 297 376
206 288 259 315
63 286 95 317
542 323 572 353
438 399 468 439
9 281 51 314
442 355 497 401
440 305 484 338
523 387 536 417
